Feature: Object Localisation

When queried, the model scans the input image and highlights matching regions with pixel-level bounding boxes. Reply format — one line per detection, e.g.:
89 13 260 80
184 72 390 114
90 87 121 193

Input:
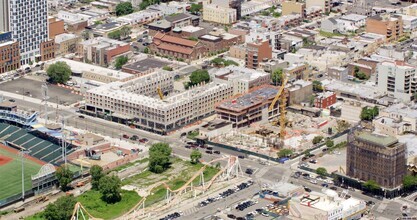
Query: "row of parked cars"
199 181 254 207
159 212 182 220
122 134 149 143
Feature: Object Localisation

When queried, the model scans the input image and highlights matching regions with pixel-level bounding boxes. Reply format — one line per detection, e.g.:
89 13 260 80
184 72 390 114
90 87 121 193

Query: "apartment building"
366 14 403 42
85 71 234 134
376 61 417 102
215 86 280 128
314 91 336 109
0 32 19 74
282 1 306 19
246 40 273 69
48 17 65 39
40 39 55 62
306 0 330 13
77 37 131 67
0 0 48 64
211 66 271 95
55 33 81 55
150 32 207 62
203 4 237 25
374 103 417 136
347 131 407 189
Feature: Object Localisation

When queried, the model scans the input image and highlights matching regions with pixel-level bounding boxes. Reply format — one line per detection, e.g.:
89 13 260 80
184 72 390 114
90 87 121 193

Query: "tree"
189 70 210 87
115 56 128 69
44 195 77 220
312 80 323 92
190 3 203 14
90 165 104 190
403 175 417 190
335 120 350 133
190 149 202 164
325 139 334 148
99 175 122 203
163 66 173 71
316 167 327 177
271 68 283 85
312 136 324 144
116 2 133 16
94 20 103 25
108 30 121 40
149 143 172 173
47 61 71 84
360 106 379 121
277 148 293 158
55 165 74 191
188 36 198 41
143 47 150 54
261 10 270 16
119 26 131 40
363 180 380 192
355 71 368 80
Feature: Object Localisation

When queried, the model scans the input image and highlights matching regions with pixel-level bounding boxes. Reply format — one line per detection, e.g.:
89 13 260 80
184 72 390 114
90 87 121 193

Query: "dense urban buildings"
347 131 407 188
0 0 48 64
366 14 404 42
0 32 19 74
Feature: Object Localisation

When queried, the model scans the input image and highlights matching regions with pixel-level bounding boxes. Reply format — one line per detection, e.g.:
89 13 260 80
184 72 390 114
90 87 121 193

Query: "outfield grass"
0 147 42 200
77 190 141 220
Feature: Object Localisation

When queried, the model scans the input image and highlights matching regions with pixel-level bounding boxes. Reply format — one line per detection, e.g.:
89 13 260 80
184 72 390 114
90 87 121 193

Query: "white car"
310 179 318 184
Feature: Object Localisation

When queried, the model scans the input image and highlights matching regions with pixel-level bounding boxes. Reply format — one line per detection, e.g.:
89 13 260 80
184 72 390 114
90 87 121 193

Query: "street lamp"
19 149 31 201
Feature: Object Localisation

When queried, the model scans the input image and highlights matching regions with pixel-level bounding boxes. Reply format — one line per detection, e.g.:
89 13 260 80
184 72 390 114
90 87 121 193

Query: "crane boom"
269 76 288 140
157 86 164 100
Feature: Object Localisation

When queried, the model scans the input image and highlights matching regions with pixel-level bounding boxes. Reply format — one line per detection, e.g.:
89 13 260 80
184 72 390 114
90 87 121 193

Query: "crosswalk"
182 206 199 216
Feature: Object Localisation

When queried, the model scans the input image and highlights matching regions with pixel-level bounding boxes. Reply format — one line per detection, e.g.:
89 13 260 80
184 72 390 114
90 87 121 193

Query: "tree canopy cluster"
149 143 172 173
186 70 210 88
115 56 128 69
277 148 293 158
55 165 74 191
189 3 203 14
360 106 379 121
116 2 133 16
316 167 327 177
44 195 77 220
47 61 71 84
312 136 324 145
271 68 283 86
140 0 161 10
211 58 239 67
312 80 323 92
362 180 381 192
108 26 131 40
190 149 202 164
403 175 417 190
90 165 122 203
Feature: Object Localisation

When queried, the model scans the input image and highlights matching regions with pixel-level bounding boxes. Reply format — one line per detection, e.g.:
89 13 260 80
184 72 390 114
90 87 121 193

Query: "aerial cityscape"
0 0 417 219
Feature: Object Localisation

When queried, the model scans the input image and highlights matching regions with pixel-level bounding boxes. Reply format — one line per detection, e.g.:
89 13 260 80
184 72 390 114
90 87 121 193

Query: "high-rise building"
347 131 407 189
0 0 48 64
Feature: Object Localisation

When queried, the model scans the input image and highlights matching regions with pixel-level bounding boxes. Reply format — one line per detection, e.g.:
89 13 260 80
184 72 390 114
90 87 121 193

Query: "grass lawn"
112 158 149 172
187 131 199 140
77 190 141 220
0 147 42 200
319 30 345 38
24 213 45 220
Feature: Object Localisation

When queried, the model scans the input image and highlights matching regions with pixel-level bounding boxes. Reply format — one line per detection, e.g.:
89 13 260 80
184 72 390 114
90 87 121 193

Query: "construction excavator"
268 75 289 146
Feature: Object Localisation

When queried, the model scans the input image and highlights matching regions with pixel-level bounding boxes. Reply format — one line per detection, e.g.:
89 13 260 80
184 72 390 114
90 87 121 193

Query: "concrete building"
215 85 279 128
347 131 407 189
165 13 199 29
87 22 128 38
375 103 417 136
203 3 237 25
287 80 313 105
84 70 234 134
0 0 48 64
46 58 134 83
306 0 330 13
77 37 131 67
0 32 19 74
116 10 163 26
54 33 81 56
211 66 271 95
403 3 417 17
376 61 417 102
150 32 207 62
400 15 417 32
290 189 366 220
366 14 403 42
148 1 189 16
246 40 273 69
121 58 170 76
146 20 172 35
199 33 243 53
58 9 109 26
314 91 336 109
282 1 306 19
48 17 65 39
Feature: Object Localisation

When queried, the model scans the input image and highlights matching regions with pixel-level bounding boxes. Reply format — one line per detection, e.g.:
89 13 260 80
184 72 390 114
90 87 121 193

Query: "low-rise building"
215 85 279 128
314 91 336 109
246 40 273 69
87 22 128 38
121 58 171 76
400 15 417 32
40 39 55 62
165 13 199 28
203 3 237 25
288 80 313 105
366 14 404 42
58 9 109 26
199 33 243 53
282 1 306 19
55 33 81 56
0 32 20 74
116 10 163 26
306 0 330 13
148 1 189 16
48 17 65 39
376 103 417 135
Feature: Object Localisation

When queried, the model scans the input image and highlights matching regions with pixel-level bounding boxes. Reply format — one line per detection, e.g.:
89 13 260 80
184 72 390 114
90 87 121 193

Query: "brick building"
0 32 20 73
366 14 403 42
48 17 65 39
282 1 306 19
77 37 130 66
246 40 272 69
39 39 55 62
347 131 406 189
314 91 336 109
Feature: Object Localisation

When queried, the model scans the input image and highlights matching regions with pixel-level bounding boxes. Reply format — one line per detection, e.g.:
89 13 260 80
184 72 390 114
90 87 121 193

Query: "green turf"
76 190 141 220
0 147 42 200
24 212 45 220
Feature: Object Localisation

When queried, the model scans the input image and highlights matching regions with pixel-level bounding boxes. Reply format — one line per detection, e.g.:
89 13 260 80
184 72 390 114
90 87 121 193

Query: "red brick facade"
48 17 65 39
40 39 55 62
314 92 336 109
0 41 20 74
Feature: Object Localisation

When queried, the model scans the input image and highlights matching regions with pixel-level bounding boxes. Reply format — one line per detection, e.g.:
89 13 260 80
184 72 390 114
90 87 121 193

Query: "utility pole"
19 150 30 201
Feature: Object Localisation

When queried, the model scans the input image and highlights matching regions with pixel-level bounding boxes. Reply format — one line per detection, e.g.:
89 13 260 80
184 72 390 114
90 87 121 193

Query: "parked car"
213 151 220 154
245 168 253 175
238 155 245 159
205 150 213 154
122 134 130 139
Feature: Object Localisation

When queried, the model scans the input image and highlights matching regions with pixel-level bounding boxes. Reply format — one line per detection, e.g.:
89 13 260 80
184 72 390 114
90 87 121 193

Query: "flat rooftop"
357 132 398 148
217 86 278 111
122 58 170 73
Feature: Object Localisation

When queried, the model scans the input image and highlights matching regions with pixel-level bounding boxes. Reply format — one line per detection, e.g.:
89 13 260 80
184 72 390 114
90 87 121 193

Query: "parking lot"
0 77 83 105
308 148 347 173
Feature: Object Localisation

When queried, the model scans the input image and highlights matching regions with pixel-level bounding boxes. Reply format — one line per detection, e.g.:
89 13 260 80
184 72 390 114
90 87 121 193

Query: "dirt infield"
0 155 12 166
0 144 46 166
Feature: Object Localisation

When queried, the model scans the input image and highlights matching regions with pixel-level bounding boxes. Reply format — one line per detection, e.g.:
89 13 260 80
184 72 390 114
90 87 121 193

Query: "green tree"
47 61 71 84
143 47 150 54
43 195 77 220
188 36 198 41
90 165 104 190
56 165 74 191
115 56 128 69
190 149 202 164
108 30 121 40
189 70 210 87
325 139 334 148
261 10 271 16
316 167 327 176
278 148 293 158
99 175 122 203
94 20 103 25
363 180 380 192
312 80 323 92
335 120 350 133
273 12 281 17
149 143 172 173
163 66 173 71
190 3 203 14
119 26 131 40
403 175 417 189
355 71 368 80
271 68 283 85
312 136 324 144
116 2 133 16
360 106 379 121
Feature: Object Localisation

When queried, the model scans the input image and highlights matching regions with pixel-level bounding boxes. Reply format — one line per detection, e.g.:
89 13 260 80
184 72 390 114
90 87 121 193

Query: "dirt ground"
0 155 12 166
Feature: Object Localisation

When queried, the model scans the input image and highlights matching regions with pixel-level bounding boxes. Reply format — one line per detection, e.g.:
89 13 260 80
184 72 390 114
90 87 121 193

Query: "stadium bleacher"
0 123 74 165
